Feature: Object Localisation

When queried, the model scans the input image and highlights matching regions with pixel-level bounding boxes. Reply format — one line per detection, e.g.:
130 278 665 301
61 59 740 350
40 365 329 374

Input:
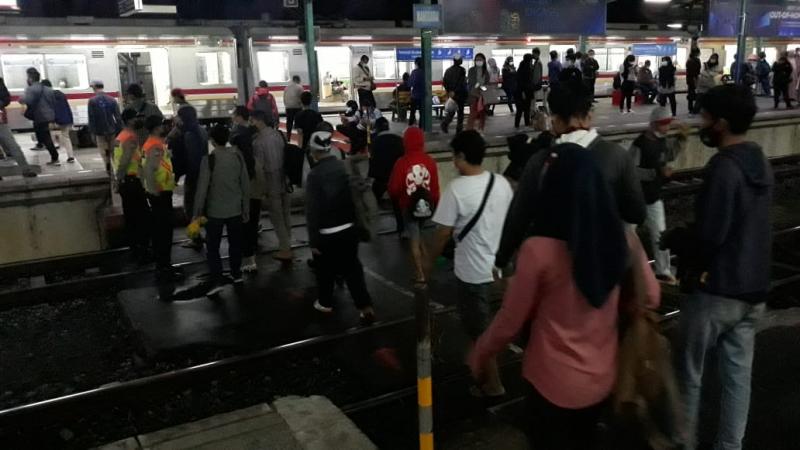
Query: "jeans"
267 187 292 252
0 122 31 171
285 107 301 139
409 97 425 129
315 226 372 310
205 215 243 280
676 292 765 450
643 200 673 277
242 198 262 259
119 176 151 254
456 280 492 340
33 121 58 161
525 383 605 450
759 77 771 96
620 81 635 112
658 93 677 117
147 191 174 269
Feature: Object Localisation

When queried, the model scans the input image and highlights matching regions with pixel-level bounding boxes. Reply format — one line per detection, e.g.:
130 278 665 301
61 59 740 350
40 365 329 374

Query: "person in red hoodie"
388 127 440 283
246 81 279 127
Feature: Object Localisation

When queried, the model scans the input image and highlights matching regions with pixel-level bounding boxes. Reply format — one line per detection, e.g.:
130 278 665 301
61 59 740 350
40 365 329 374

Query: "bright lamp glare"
645 0 672 3
667 23 683 29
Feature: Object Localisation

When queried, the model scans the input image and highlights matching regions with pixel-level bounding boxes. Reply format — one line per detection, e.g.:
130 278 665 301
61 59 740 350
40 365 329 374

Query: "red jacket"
246 87 279 120
388 127 440 211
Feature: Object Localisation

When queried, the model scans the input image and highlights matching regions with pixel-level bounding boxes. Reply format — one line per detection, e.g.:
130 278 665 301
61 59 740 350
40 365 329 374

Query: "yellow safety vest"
142 136 176 192
112 129 142 177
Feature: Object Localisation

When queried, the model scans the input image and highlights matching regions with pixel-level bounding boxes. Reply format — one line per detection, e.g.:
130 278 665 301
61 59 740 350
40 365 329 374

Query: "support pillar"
232 26 254 105
735 0 749 84
304 0 320 109
421 0 433 133
578 35 588 53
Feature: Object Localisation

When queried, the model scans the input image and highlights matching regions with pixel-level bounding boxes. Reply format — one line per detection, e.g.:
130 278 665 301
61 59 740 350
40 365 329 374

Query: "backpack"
282 128 305 188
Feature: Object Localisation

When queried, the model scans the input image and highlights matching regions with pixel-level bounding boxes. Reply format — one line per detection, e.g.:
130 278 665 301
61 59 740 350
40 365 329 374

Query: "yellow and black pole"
414 282 433 450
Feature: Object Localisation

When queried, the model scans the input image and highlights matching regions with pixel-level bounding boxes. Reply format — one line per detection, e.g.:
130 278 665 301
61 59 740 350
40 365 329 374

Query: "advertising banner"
709 0 800 37
441 0 607 35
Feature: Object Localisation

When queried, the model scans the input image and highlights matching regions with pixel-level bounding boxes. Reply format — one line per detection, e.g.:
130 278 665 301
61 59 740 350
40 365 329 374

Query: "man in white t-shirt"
430 130 513 397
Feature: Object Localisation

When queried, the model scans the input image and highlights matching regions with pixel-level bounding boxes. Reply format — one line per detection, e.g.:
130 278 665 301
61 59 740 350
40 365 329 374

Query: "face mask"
699 122 722 148
661 61 668 67
709 60 718 67
476 61 484 67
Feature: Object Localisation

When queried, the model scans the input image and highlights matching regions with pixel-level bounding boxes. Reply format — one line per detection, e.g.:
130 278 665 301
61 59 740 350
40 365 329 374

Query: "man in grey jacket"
251 109 293 262
20 68 59 165
283 75 303 140
495 81 646 272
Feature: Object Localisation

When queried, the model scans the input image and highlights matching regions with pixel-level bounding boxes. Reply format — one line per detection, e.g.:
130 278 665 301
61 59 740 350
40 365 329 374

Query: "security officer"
142 115 181 279
114 109 151 263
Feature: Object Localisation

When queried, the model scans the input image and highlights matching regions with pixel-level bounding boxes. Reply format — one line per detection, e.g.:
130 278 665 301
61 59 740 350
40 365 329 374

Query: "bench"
390 90 411 122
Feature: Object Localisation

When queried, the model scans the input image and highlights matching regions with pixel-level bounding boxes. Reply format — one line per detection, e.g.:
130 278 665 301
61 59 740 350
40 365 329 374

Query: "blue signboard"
709 0 800 37
413 4 442 29
396 47 475 62
441 0 606 35
631 43 678 57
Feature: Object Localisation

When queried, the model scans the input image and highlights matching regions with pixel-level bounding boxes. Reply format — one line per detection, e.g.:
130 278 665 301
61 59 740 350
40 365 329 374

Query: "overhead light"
340 36 372 40
644 0 671 3
667 23 683 29
269 35 296 40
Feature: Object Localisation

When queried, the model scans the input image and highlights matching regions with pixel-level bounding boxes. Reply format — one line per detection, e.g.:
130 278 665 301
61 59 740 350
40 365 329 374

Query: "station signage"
396 47 475 62
709 0 800 37
440 0 606 35
117 0 143 17
631 43 678 57
413 4 442 29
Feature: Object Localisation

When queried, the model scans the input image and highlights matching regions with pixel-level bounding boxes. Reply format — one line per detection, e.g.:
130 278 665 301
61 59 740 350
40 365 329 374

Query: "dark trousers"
183 176 197 223
640 84 657 103
372 180 403 234
620 81 635 112
774 83 793 108
147 191 174 269
514 89 533 127
409 97 425 129
584 77 597 101
525 384 605 450
315 226 372 310
687 85 697 113
33 121 58 161
759 77 771 96
502 87 515 112
206 215 243 280
119 176 151 253
357 89 376 108
243 198 262 258
285 107 301 138
658 92 677 117
441 96 465 132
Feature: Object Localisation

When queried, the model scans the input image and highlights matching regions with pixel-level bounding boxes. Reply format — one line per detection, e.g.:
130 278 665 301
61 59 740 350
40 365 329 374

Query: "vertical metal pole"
304 0 320 108
415 284 433 450
735 0 748 84
578 35 587 53
421 0 433 133
232 26 254 105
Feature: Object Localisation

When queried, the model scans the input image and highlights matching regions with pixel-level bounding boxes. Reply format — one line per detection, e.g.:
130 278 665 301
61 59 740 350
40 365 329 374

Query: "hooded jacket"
388 127 440 211
247 87 279 121
696 142 773 303
176 106 208 181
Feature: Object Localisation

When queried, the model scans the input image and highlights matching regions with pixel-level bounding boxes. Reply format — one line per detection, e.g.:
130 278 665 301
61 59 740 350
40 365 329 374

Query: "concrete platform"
97 397 375 450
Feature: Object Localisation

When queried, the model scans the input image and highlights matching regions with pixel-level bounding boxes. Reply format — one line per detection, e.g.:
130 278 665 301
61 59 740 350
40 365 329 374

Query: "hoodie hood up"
403 127 425 155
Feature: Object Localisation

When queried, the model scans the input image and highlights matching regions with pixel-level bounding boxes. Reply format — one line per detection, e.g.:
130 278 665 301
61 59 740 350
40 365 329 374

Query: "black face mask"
699 121 722 148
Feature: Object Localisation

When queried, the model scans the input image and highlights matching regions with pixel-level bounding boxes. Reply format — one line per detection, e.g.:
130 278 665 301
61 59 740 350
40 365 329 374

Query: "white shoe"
241 256 257 273
313 300 333 314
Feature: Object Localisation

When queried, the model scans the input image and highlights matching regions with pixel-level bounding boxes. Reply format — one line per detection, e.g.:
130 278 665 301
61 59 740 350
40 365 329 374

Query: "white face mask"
476 61 484 67
661 61 668 67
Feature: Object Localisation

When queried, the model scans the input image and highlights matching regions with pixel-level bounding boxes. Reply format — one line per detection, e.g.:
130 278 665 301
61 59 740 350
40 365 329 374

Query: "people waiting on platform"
193 124 250 296
471 143 659 450
305 128 376 325
429 130 513 398
772 51 795 110
42 79 75 164
696 53 723 110
0 76 36 179
674 84 773 450
582 49 600 103
558 53 582 85
637 60 658 104
123 83 163 146
408 57 426 128
686 47 702 114
467 53 490 132
171 105 209 250
113 109 151 264
283 75 304 140
500 56 516 114
514 54 534 128
730 53 756 87
142 116 181 281
353 55 376 109
441 54 468 134
247 81 279 126
388 127 440 283
252 109 294 263
294 91 323 164
658 56 678 117
20 67 59 166
618 55 638 114
495 81 646 272
630 106 686 285
88 80 123 171
547 50 562 88
368 117 405 234
396 72 411 93
228 106 259 273
756 52 772 97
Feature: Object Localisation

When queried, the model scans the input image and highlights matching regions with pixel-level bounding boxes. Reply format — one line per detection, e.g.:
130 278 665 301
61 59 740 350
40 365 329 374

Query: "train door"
317 46 352 107
117 48 171 110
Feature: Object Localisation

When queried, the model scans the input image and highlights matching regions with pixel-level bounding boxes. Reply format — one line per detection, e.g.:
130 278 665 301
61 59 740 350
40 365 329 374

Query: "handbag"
442 173 495 259
359 65 376 91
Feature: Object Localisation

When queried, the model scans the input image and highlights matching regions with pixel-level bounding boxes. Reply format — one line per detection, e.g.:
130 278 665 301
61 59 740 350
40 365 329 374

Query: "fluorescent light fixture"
270 35 296 40
644 0 671 3
340 36 372 40
667 23 683 29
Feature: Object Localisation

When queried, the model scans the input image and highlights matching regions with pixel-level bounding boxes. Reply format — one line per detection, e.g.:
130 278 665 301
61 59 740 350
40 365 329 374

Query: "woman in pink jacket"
469 144 660 450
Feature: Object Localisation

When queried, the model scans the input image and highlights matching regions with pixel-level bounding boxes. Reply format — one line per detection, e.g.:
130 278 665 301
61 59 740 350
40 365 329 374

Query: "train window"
197 52 233 85
607 48 627 72
44 54 89 90
372 50 397 80
256 51 290 83
397 61 413 80
1 54 44 90
676 48 688 68
699 48 715 63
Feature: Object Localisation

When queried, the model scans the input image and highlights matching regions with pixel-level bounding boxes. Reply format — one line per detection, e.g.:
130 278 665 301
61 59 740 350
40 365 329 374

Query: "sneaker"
241 256 258 273
46 160 61 166
232 276 244 285
359 310 376 326
181 239 204 250
313 300 333 314
67 157 75 163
